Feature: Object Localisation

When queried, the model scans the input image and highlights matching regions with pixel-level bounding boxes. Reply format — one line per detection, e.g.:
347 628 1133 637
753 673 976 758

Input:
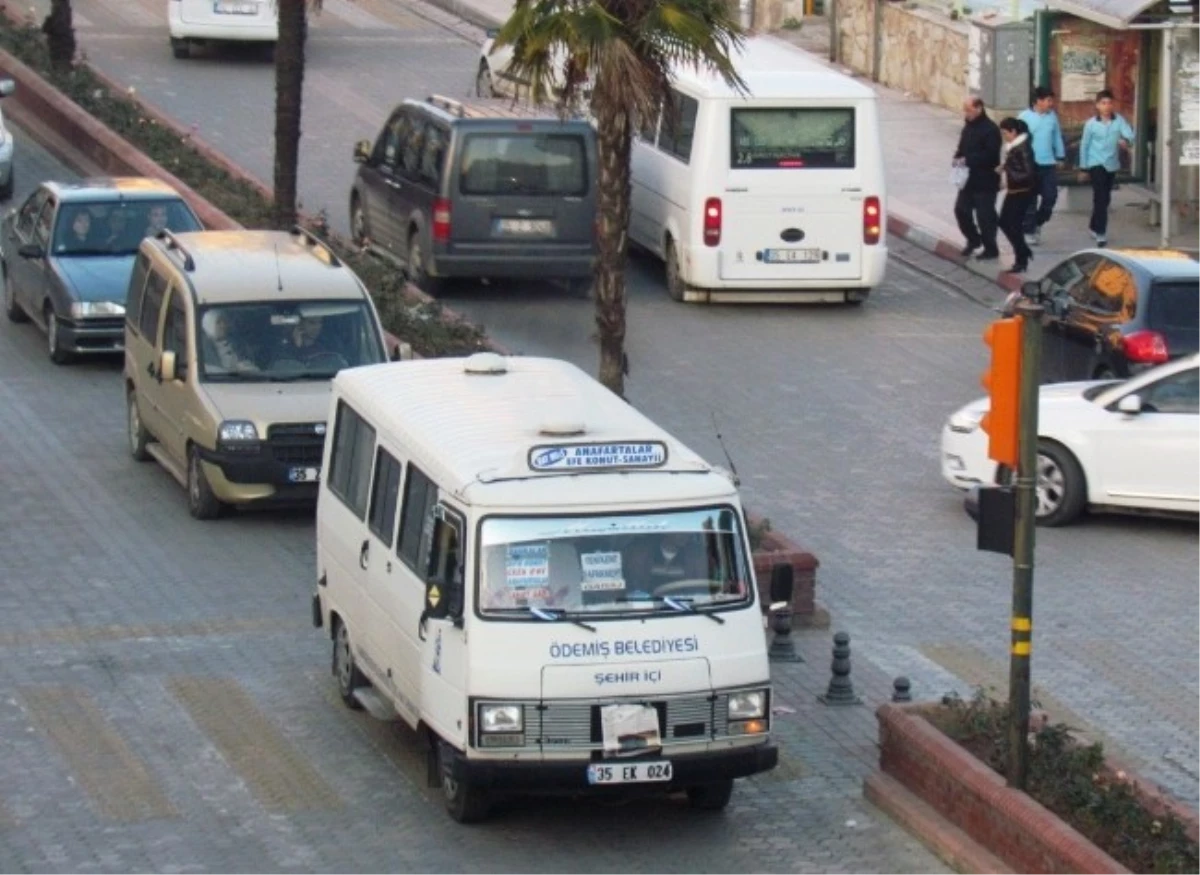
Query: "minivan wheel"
127 389 151 462
45 307 72 365
407 232 444 296
187 444 225 520
440 741 490 823
686 779 734 811
475 60 496 98
665 240 686 302
1035 440 1087 527
332 618 366 709
350 197 368 248
3 269 27 322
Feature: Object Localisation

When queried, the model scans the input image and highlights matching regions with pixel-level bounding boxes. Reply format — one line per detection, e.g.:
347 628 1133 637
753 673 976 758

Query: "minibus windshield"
477 506 753 619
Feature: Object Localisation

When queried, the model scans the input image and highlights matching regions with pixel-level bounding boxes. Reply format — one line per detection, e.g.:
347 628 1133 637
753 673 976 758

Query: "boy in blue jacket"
1018 86 1066 246
1078 89 1135 247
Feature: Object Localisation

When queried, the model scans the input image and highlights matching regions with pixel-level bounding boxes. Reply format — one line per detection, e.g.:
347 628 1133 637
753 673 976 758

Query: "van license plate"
214 1 257 14
586 761 673 785
495 218 554 236
764 248 821 264
289 467 320 483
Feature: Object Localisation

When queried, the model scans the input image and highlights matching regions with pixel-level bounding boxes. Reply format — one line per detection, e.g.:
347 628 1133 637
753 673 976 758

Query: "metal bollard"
892 676 913 703
818 631 862 706
768 602 803 663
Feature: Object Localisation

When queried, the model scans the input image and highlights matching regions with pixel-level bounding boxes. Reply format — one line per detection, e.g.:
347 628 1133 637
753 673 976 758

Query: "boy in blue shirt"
1078 88 1135 247
1018 86 1066 246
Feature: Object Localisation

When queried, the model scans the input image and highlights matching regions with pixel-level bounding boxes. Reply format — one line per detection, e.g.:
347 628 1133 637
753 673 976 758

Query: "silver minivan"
349 95 598 295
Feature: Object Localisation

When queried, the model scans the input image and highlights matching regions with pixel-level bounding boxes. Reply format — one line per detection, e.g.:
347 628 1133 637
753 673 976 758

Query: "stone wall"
835 0 969 112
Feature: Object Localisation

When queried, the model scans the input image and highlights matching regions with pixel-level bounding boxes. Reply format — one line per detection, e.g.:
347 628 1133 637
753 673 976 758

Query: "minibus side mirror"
768 564 794 612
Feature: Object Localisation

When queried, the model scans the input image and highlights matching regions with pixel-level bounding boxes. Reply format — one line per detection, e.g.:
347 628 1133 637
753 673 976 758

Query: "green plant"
781 16 803 29
0 19 490 358
933 690 1199 874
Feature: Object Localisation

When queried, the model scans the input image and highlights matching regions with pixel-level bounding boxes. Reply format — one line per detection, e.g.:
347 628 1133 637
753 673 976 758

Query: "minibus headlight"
480 704 523 733
728 690 766 720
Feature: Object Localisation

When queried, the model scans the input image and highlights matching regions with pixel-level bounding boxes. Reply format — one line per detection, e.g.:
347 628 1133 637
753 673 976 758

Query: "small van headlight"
218 420 259 442
728 690 766 720
479 704 523 733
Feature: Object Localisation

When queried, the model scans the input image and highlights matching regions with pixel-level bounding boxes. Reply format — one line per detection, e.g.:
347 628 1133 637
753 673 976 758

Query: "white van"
167 0 278 59
312 353 790 822
630 36 888 304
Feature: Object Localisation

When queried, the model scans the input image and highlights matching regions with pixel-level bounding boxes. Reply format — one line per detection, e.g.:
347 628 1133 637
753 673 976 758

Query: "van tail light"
432 198 452 243
703 197 722 247
1120 329 1169 365
863 196 882 245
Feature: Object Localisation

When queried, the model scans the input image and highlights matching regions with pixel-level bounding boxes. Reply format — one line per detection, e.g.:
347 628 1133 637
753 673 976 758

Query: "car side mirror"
0 79 14 98
768 563 794 612
159 349 177 383
352 139 372 164
1117 394 1143 415
17 243 44 259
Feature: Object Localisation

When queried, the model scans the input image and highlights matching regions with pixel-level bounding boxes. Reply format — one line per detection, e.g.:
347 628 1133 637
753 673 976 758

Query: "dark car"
349 94 598 295
2 178 203 364
1017 248 1199 383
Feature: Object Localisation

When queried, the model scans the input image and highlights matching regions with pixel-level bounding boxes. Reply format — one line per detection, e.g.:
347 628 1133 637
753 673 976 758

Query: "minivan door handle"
359 539 370 569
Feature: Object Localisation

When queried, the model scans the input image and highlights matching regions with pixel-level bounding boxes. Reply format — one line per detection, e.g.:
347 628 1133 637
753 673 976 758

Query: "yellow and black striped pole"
1007 298 1044 790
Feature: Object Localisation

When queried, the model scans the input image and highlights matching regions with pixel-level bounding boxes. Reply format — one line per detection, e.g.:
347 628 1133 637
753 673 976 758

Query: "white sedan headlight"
728 690 766 720
479 704 523 733
69 301 125 318
947 408 986 434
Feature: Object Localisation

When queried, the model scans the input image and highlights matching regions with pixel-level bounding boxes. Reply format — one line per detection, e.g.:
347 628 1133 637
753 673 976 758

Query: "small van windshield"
731 107 856 169
478 507 752 619
198 300 384 382
459 133 588 197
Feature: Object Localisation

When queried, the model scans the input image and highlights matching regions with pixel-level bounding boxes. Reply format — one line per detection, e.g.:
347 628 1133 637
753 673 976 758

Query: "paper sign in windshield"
600 703 662 755
580 551 625 592
529 441 668 472
505 544 549 600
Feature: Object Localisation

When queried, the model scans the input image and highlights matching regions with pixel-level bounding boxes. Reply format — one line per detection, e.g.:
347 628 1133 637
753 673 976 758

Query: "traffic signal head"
981 316 1023 469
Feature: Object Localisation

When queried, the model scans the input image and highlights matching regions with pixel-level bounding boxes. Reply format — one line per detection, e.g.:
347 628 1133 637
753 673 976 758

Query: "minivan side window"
139 269 169 339
423 507 463 591
161 290 190 381
399 112 426 177
659 91 698 163
368 447 403 547
376 112 408 169
126 254 151 328
397 465 438 569
328 402 377 519
418 124 448 187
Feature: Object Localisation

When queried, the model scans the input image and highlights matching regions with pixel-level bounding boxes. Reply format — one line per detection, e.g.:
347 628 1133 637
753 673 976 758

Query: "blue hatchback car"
2 177 203 364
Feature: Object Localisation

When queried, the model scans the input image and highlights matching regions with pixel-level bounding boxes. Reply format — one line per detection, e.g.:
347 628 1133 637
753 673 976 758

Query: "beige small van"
124 228 390 519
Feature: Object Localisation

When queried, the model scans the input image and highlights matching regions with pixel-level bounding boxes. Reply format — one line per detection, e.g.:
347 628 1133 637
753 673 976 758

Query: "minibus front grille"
530 694 731 750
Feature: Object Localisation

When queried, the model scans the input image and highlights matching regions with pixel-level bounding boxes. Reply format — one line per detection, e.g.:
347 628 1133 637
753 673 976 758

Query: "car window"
328 401 377 519
367 447 403 547
1148 281 1199 338
637 107 660 145
399 112 426 177
459 133 588 197
1136 367 1198 415
15 189 48 238
397 464 438 570
34 199 55 246
1043 253 1100 305
418 123 448 187
660 91 699 164
1082 258 1136 319
424 507 463 591
139 269 169 340
161 290 190 381
731 107 856 169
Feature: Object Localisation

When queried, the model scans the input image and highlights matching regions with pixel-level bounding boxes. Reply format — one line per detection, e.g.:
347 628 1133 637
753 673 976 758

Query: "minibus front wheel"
438 741 491 824
686 779 734 811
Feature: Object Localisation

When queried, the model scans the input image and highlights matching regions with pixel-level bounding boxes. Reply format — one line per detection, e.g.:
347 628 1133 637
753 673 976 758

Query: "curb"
887 214 1024 294
417 0 504 30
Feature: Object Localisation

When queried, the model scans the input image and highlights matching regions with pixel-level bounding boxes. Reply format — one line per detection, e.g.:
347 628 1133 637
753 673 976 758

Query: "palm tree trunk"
590 88 633 398
42 0 76 71
273 0 308 228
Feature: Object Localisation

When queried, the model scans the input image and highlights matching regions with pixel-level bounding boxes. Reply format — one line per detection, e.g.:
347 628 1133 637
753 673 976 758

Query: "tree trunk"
590 86 633 398
273 0 308 229
42 0 76 72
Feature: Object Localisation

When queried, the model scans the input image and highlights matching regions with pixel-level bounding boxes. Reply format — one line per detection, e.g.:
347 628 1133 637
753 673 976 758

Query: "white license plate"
764 248 821 264
288 467 320 483
214 1 258 14
586 760 673 785
495 218 554 236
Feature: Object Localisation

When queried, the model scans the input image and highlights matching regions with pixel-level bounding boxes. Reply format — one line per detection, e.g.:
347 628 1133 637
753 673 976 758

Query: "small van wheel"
127 389 152 461
687 779 734 811
407 232 444 296
332 618 366 709
665 240 686 302
187 445 225 520
440 741 490 823
171 38 191 59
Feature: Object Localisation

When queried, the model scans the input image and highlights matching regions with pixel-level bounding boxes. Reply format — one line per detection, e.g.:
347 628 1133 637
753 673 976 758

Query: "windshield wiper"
616 594 726 624
529 606 596 632
264 371 337 383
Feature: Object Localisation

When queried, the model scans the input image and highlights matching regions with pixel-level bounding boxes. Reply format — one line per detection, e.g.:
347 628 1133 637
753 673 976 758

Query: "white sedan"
941 354 1199 526
475 31 591 104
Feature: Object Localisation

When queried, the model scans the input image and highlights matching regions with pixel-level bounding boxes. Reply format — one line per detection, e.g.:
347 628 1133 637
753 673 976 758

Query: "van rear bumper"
433 252 595 280
447 743 778 792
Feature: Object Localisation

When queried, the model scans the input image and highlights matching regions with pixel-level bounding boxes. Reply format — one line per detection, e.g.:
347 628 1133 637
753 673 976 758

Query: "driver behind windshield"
626 531 708 591
276 314 328 359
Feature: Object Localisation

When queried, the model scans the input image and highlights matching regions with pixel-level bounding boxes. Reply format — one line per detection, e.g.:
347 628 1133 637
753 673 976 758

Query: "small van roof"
334 356 735 507
670 35 876 101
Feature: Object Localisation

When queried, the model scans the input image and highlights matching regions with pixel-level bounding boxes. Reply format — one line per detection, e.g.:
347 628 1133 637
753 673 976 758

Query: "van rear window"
459 134 588 197
731 108 855 169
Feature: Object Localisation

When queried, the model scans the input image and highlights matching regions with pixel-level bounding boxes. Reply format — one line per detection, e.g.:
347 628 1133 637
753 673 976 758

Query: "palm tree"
495 0 744 397
42 0 76 71
273 0 321 228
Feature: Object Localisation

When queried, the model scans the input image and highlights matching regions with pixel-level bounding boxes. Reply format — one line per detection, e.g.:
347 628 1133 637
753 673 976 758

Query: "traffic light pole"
1007 298 1043 790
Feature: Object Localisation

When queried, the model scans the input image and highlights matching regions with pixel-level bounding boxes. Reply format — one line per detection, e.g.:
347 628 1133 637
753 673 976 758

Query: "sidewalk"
412 0 1198 290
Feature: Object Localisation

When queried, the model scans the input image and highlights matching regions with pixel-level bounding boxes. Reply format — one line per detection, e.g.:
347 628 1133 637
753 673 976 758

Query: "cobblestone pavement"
0 129 948 872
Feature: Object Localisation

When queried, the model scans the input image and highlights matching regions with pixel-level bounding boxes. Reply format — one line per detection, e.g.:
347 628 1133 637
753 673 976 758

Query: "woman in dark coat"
997 117 1036 274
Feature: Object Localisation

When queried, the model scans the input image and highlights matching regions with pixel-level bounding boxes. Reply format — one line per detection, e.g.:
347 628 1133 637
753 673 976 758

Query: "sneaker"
1025 231 1041 246
1088 229 1101 242
975 250 1000 262
1095 235 1107 248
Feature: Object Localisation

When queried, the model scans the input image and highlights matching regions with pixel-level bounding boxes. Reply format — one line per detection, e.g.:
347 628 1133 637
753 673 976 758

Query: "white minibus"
313 354 792 822
630 36 888 304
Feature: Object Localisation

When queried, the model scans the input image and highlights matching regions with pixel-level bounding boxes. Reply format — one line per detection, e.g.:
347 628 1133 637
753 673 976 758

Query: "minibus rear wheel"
686 779 734 811
332 617 366 710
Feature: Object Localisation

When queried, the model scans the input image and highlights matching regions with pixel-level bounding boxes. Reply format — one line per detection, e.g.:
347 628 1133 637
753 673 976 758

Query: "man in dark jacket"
953 97 1002 260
